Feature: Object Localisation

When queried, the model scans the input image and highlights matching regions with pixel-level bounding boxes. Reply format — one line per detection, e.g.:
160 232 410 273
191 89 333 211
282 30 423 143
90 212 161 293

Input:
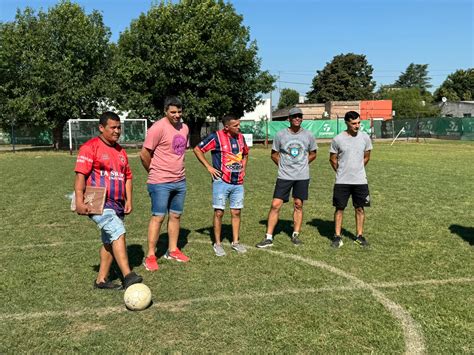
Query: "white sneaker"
213 243 226 257
231 242 247 253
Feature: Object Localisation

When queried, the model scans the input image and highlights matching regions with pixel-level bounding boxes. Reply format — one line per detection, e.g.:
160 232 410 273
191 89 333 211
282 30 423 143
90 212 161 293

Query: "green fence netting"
1 117 473 147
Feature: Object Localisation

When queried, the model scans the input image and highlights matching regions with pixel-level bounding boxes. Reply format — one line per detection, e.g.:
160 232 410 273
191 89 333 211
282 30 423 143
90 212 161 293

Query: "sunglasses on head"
290 114 303 119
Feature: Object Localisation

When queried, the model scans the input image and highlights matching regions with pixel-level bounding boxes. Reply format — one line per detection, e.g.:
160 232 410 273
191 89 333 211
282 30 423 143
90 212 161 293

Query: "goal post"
67 119 148 154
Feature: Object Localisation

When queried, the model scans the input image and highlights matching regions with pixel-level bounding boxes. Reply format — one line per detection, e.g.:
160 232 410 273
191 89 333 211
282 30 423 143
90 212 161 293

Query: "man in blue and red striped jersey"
74 111 142 290
193 115 249 257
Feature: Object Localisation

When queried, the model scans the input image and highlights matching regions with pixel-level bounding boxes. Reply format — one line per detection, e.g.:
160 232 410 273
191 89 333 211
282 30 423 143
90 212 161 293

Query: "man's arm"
308 150 317 164
364 150 371 166
74 173 90 215
271 150 280 166
139 147 153 172
124 179 133 214
242 153 248 172
329 152 338 172
193 146 222 180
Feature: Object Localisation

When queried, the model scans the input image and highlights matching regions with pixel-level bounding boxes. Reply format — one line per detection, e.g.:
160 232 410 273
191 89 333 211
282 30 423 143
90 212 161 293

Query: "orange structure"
360 100 392 120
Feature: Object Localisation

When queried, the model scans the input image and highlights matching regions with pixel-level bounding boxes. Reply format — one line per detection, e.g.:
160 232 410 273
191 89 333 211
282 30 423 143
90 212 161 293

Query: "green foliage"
434 68 474 102
0 1 113 147
278 88 299 109
113 0 275 132
378 87 439 118
394 63 432 92
306 53 375 103
1 142 473 353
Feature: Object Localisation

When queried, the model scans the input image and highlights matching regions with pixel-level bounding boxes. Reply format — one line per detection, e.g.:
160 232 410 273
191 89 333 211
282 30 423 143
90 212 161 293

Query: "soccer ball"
124 283 152 311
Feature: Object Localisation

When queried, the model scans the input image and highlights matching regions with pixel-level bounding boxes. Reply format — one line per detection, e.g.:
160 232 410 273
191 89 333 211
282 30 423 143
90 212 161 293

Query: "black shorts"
273 179 310 202
333 184 370 209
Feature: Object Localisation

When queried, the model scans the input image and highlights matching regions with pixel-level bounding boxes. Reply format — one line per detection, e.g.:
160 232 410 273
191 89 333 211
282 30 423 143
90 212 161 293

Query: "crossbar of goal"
67 119 147 154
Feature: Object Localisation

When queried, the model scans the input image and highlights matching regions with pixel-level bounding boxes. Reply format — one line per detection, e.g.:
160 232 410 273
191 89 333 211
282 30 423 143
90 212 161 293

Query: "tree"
278 88 299 109
434 69 474 102
378 87 439 118
113 0 275 143
0 1 113 148
394 63 432 92
306 53 375 103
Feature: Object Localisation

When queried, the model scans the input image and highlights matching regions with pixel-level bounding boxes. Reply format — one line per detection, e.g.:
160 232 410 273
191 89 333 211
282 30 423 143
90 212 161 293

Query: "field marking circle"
6 237 474 353
258 247 425 354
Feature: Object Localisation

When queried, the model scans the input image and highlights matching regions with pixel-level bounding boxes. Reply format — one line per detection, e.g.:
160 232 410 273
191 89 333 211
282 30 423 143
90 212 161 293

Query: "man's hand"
75 201 90 215
124 200 133 214
207 166 222 180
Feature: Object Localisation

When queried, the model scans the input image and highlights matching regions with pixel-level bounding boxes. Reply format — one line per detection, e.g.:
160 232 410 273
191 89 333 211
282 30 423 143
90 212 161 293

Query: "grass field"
0 140 473 353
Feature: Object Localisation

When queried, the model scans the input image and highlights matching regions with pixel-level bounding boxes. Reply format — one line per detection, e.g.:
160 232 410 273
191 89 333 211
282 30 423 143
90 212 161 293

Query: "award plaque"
70 186 107 215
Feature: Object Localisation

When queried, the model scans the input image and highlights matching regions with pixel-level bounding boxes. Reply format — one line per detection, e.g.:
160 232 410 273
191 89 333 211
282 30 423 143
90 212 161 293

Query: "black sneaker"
331 235 343 248
93 280 123 290
290 235 303 246
256 238 273 248
123 271 143 289
355 235 369 247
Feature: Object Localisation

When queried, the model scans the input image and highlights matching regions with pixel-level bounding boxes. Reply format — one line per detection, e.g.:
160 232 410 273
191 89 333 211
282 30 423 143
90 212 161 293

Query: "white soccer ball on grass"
124 283 152 311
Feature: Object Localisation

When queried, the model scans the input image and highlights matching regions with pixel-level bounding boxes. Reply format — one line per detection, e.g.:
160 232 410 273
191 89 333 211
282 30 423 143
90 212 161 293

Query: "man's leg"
111 235 131 276
334 209 344 236
355 207 365 236
214 209 224 244
165 181 189 262
266 198 284 235
167 212 181 252
230 208 241 244
147 216 164 257
97 244 114 283
292 198 304 234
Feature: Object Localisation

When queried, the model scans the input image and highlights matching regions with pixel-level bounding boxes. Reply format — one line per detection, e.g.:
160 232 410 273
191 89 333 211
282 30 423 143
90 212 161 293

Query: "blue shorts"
212 179 244 210
148 180 186 216
90 209 126 245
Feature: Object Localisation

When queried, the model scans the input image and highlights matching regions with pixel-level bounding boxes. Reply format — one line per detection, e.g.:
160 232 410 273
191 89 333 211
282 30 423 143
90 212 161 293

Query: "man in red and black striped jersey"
74 111 142 290
194 115 249 257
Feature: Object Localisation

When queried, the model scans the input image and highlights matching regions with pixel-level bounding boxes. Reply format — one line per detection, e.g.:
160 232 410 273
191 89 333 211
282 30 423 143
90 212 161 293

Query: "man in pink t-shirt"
140 97 190 271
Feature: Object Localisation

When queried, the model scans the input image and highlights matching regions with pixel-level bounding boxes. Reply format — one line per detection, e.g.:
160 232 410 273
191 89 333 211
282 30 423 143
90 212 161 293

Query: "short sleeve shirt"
330 131 372 184
197 130 249 185
74 137 132 216
273 128 318 180
143 118 189 184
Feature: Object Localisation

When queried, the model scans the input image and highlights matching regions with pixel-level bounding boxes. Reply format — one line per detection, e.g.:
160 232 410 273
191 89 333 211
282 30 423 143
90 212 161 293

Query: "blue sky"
1 0 473 105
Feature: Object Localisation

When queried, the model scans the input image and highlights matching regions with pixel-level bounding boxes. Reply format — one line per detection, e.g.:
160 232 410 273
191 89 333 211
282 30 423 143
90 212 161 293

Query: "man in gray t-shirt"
256 107 318 248
329 111 372 248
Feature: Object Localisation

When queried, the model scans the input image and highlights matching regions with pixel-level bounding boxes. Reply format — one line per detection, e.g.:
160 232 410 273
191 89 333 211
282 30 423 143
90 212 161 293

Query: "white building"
241 98 272 121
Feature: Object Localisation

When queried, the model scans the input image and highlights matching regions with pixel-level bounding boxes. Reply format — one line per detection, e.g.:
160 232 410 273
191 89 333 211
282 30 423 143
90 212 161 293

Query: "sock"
265 233 273 240
292 232 299 238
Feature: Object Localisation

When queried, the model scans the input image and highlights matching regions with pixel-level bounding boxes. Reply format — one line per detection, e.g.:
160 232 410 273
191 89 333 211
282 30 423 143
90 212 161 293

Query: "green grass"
0 140 473 353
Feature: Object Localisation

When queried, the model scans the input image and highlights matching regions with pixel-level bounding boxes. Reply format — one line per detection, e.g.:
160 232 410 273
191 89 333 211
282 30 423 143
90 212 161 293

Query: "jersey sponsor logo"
76 155 93 164
172 134 187 156
100 170 125 180
224 152 243 172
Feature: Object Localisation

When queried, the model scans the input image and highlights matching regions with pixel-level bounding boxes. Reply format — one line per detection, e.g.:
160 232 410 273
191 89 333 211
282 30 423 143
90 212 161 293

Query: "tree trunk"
52 123 65 150
188 119 204 147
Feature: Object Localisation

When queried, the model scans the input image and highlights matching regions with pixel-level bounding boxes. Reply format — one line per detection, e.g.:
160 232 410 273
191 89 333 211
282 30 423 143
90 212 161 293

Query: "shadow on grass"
449 224 474 246
307 218 356 241
258 219 294 239
195 225 233 244
92 228 190 281
154 228 191 258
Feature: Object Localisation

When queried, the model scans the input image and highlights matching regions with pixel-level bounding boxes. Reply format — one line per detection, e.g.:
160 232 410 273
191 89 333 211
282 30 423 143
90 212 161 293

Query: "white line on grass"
4 238 474 353
262 249 426 355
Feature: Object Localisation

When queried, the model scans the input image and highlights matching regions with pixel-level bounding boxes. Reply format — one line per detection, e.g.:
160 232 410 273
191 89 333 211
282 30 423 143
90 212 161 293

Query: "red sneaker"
164 248 190 263
143 255 159 271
